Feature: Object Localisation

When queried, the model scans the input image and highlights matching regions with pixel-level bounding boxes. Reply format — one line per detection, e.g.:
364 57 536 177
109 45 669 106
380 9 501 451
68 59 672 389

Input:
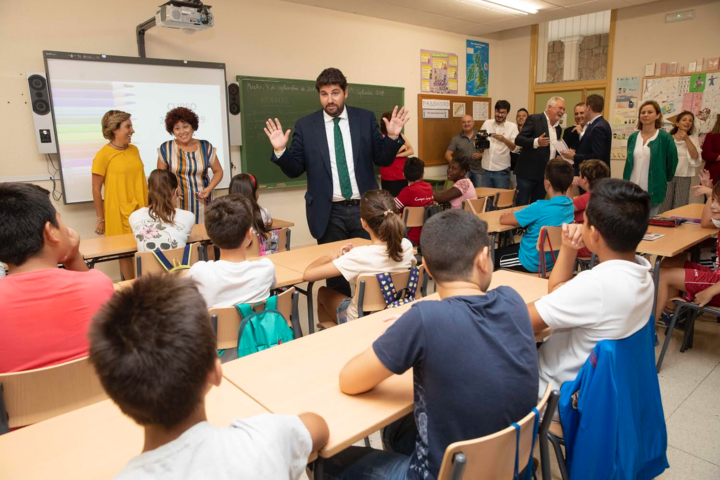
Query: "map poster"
421 50 458 94
466 40 489 96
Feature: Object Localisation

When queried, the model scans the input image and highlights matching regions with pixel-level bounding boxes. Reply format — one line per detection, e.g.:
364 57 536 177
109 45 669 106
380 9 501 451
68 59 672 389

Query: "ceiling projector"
155 1 214 33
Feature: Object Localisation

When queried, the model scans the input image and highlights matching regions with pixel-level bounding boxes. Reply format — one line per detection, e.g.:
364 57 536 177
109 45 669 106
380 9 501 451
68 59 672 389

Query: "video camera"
474 130 493 150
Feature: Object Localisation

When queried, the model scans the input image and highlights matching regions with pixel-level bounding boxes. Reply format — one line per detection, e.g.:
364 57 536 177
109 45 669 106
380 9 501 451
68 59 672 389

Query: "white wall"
1 0 512 279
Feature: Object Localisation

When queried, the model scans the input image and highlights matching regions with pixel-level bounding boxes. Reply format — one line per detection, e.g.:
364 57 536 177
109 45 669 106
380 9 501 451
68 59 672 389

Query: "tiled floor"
296 281 720 479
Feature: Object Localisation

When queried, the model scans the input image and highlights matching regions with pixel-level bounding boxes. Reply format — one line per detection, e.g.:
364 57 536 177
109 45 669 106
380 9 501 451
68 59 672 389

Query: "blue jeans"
516 177 546 206
481 168 510 189
466 171 483 187
322 414 416 479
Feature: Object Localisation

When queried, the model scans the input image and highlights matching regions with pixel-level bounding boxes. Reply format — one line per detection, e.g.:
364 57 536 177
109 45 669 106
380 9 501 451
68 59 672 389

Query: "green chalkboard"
237 75 404 189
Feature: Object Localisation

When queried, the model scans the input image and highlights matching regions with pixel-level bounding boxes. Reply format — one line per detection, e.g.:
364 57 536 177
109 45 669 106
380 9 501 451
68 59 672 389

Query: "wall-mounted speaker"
228 82 241 146
26 72 57 154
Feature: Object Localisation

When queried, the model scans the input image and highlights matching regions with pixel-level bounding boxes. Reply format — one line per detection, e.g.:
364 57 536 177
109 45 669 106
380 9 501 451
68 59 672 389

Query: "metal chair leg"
363 436 371 447
657 306 682 371
548 434 569 480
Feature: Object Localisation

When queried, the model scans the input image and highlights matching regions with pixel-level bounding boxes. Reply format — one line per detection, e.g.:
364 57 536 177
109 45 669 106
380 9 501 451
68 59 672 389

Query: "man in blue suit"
560 94 612 176
264 68 409 294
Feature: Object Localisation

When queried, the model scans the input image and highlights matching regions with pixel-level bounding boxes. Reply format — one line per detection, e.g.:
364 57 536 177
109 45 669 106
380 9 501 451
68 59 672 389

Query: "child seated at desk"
130 169 195 252
185 194 276 308
89 274 329 479
526 179 654 398
326 209 538 479
656 181 720 323
229 173 276 255
432 156 477 209
0 183 113 373
394 157 434 245
495 158 575 273
304 190 416 328
574 160 610 259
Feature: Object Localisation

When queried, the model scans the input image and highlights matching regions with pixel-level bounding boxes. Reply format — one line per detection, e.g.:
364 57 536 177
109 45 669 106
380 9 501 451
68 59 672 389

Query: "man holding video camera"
478 100 520 189
445 115 484 187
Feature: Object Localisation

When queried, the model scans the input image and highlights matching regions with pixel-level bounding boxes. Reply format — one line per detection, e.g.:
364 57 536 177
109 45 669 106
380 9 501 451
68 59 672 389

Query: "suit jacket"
572 115 612 174
514 113 562 181
271 105 403 239
563 125 581 150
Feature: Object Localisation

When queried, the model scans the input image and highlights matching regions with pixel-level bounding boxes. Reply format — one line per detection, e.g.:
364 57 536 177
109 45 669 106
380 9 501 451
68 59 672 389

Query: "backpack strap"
374 272 399 306
151 248 174 272
512 422 521 480
403 266 420 298
526 408 540 480
151 244 192 272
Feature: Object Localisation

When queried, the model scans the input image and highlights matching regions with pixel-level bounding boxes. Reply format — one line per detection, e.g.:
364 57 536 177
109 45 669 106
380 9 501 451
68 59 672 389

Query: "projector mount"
136 0 213 58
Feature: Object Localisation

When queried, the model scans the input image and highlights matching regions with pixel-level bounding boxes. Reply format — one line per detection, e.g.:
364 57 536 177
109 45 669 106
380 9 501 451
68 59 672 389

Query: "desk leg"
651 256 664 321
312 457 324 480
491 233 497 264
306 281 315 335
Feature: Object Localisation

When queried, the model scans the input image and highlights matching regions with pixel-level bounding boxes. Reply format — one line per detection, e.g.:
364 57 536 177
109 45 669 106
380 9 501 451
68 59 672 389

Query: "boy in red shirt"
573 160 610 258
394 157 434 245
0 183 114 373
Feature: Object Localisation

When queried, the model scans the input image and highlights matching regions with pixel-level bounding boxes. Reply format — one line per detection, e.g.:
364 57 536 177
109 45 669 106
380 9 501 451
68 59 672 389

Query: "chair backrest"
436 385 553 480
462 197 487 215
536 226 563 254
209 287 296 350
494 190 517 209
403 207 426 228
0 357 106 429
134 244 202 276
355 265 426 316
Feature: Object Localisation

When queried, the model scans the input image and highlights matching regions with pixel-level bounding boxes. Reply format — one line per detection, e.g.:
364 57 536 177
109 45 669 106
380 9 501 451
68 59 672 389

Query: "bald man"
445 114 484 187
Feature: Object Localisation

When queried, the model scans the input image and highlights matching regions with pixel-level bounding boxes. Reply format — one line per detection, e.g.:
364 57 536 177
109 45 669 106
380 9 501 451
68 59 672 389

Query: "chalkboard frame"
237 75 404 190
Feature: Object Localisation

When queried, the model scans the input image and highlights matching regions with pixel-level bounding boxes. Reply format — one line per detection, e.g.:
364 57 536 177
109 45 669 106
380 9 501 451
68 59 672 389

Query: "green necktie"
333 117 353 200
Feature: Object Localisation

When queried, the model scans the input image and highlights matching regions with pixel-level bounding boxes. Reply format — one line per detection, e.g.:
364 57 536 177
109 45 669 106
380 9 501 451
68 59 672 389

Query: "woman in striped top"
157 107 224 224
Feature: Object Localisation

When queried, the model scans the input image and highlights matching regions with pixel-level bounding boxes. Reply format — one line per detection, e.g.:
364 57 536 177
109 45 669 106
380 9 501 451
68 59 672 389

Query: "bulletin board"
641 69 720 145
417 94 492 166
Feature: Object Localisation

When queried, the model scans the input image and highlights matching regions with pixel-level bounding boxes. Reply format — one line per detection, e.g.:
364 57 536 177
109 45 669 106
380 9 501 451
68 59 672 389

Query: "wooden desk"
222 271 548 460
266 238 373 334
0 381 268 480
80 219 295 266
475 187 514 199
660 203 704 220
637 223 718 313
476 207 526 262
113 263 304 291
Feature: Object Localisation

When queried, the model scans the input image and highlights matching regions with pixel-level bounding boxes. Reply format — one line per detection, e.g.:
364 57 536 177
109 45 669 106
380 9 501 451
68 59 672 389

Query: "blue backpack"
234 296 294 358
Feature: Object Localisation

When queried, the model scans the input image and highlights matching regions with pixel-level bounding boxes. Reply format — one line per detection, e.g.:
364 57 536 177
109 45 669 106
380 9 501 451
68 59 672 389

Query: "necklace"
110 142 128 150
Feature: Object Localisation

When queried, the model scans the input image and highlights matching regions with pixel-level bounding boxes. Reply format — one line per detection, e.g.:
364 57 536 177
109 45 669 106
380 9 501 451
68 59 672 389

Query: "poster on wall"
421 50 458 94
612 76 640 147
466 40 489 96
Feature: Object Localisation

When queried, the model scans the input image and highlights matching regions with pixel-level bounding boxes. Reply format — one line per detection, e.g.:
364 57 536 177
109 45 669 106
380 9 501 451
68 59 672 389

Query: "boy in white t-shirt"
130 169 195 252
89 274 329 480
186 195 276 308
304 190 416 328
527 178 654 398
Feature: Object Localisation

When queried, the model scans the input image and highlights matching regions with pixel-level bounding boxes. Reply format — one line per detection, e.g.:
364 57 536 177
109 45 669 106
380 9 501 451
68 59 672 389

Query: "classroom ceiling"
279 0 659 35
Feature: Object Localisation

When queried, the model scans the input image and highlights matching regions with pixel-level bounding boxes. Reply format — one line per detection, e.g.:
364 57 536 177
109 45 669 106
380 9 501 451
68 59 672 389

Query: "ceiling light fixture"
458 0 538 15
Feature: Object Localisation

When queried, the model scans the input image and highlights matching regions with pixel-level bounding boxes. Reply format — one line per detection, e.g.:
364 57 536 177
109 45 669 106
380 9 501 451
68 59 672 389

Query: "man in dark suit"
514 96 565 205
264 68 408 295
562 102 586 150
560 94 612 178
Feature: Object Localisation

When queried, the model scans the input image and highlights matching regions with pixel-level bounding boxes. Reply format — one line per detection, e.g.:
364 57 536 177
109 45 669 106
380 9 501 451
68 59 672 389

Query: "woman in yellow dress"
91 110 148 280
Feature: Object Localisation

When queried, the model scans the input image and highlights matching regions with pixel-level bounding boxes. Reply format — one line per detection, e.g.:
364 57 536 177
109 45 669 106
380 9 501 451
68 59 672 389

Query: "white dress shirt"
480 120 520 171
674 133 703 177
579 114 601 140
629 130 659 191
533 112 559 159
324 108 360 201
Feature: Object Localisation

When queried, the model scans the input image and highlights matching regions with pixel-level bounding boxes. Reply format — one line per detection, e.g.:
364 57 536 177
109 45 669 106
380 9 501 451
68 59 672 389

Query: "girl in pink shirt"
433 157 478 209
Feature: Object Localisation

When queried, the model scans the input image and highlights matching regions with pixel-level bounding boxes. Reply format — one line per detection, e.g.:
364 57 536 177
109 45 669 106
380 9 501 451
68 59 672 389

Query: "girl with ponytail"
129 169 195 252
229 173 277 255
304 189 416 327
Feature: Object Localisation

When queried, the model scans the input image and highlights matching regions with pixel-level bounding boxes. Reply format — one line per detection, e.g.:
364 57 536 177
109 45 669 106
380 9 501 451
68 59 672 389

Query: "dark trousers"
516 177 546 206
381 179 408 197
318 201 370 296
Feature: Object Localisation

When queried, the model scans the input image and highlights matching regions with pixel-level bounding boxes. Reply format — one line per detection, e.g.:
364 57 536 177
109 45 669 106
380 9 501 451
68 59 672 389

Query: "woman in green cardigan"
623 100 678 216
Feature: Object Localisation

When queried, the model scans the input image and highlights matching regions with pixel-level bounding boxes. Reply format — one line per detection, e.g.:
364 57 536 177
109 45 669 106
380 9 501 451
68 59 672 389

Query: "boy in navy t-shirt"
496 158 575 273
394 157 434 245
325 209 539 480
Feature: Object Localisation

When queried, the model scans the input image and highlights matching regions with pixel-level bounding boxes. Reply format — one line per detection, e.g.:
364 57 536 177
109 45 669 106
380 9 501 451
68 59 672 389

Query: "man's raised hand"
264 118 291 152
383 106 410 140
537 132 550 147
